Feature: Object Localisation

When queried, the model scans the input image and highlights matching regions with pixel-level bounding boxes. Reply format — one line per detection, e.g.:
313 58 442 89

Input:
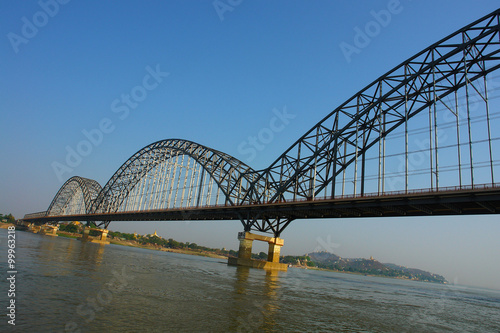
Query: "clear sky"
1 1 499 290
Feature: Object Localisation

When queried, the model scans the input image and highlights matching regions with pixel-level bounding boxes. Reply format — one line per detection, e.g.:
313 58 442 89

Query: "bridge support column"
28 223 41 234
99 229 109 243
80 227 110 245
40 225 58 237
81 227 91 241
228 232 287 271
238 238 253 260
268 242 282 263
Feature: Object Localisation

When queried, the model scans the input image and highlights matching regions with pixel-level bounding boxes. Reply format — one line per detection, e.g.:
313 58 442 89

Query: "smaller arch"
46 176 102 216
90 139 266 214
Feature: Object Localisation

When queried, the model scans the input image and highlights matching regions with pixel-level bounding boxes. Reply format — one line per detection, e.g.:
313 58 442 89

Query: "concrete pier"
81 227 110 245
228 232 288 271
39 225 58 237
268 242 282 262
28 223 41 234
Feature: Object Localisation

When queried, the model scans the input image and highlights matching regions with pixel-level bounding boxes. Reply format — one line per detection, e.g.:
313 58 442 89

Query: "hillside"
383 263 447 283
285 252 447 284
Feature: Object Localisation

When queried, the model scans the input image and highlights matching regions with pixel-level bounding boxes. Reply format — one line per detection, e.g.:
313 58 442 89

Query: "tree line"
0 213 16 224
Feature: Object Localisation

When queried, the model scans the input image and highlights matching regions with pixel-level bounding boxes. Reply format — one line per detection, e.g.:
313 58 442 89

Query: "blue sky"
1 1 500 289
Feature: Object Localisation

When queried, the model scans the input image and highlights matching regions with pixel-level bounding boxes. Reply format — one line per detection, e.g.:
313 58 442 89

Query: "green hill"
290 251 447 284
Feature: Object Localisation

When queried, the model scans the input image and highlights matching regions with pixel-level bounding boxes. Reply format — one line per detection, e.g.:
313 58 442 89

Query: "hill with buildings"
282 251 447 284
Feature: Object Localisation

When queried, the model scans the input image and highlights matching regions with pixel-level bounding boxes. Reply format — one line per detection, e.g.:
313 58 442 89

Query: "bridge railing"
291 183 500 202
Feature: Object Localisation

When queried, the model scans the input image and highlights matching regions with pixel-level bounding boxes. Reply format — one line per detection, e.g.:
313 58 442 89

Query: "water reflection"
263 269 281 329
264 269 280 297
31 235 107 278
234 266 250 295
232 266 283 332
78 241 105 266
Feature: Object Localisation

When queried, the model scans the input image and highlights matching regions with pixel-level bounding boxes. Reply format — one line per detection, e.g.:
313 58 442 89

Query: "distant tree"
61 223 78 233
122 233 135 241
89 229 101 237
281 256 298 264
147 236 162 245
251 252 267 260
167 238 180 248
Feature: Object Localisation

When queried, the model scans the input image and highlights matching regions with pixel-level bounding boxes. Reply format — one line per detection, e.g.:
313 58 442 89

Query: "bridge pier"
39 225 58 237
228 232 287 271
268 242 282 262
80 227 110 245
238 238 253 260
28 223 41 234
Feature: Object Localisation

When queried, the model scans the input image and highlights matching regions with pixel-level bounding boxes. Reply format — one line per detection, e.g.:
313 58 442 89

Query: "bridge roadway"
23 185 500 224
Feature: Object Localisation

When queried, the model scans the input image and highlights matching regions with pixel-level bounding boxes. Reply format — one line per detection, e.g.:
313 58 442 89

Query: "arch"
46 176 102 216
90 139 264 213
244 8 500 204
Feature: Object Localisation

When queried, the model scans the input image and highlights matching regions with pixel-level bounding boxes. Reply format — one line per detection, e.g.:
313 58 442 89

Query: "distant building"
145 230 161 238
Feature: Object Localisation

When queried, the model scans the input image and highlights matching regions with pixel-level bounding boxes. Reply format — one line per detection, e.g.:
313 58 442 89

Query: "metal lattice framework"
238 9 500 235
89 139 264 219
45 176 102 217
24 9 500 237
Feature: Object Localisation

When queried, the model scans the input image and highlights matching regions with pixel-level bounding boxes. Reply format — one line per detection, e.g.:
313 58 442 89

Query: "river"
0 228 499 332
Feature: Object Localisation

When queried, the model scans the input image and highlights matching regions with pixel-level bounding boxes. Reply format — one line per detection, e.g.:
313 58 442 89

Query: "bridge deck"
23 186 500 224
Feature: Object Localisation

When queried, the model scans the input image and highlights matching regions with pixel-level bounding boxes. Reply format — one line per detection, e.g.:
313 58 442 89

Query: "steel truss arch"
244 8 500 205
46 176 102 216
90 139 263 214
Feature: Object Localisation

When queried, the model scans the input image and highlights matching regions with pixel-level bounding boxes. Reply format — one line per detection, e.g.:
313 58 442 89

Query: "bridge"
23 9 500 270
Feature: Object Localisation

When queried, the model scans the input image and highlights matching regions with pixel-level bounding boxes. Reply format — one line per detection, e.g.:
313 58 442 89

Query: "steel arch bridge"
24 9 500 239
25 176 102 219
89 139 267 222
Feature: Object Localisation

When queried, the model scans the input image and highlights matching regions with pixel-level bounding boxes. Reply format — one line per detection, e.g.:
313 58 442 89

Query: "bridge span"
24 185 500 228
23 9 500 270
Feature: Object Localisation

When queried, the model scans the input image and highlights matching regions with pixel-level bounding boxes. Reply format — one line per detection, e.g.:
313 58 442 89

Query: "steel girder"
89 139 264 214
46 176 102 216
243 9 500 204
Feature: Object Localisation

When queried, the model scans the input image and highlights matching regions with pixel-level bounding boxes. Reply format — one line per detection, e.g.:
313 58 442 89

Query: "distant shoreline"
289 264 444 283
56 230 228 260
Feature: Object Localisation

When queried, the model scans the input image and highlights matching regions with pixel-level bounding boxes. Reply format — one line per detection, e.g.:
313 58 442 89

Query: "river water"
0 229 499 332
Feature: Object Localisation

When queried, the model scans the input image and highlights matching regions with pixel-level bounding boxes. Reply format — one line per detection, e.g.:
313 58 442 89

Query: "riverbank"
56 230 228 260
110 238 228 259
